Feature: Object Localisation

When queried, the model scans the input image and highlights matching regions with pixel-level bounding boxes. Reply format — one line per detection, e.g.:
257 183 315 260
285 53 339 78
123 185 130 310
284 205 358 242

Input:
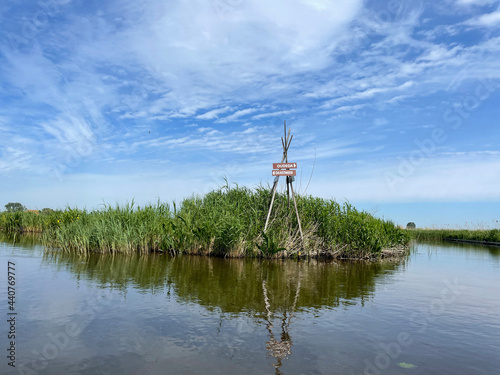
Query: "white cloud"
416 44 463 62
466 9 500 26
0 147 34 173
251 110 294 120
196 106 231 120
457 0 498 6
40 116 94 146
2 0 498 129
130 125 277 155
219 108 260 122
322 81 415 109
2 0 500 213
117 0 363 109
331 104 367 113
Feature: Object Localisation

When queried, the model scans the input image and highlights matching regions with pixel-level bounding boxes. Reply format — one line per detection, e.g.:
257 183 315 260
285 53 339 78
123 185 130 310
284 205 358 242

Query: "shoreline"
0 230 410 261
445 238 500 247
407 228 500 245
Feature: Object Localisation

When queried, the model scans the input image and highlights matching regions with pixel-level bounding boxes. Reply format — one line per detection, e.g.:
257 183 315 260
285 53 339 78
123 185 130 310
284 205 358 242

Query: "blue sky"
1 0 500 228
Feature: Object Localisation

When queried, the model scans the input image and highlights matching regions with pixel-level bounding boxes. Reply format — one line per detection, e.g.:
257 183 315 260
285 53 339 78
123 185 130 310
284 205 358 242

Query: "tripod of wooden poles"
264 121 304 247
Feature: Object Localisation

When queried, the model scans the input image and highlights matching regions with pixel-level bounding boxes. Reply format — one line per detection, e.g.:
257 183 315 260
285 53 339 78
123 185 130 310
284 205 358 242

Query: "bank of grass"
0 210 46 233
408 228 500 243
0 185 409 258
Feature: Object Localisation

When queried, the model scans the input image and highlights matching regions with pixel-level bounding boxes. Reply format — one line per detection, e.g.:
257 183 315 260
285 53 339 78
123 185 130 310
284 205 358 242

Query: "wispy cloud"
252 110 295 120
1 0 500 227
196 106 232 120
456 0 497 6
218 108 260 123
0 147 34 173
130 125 277 155
466 9 500 27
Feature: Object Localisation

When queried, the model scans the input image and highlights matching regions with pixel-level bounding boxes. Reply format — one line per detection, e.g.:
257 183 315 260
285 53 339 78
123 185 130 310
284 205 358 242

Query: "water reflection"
418 240 500 266
40 251 407 373
262 277 300 374
3 235 499 375
0 231 40 248
42 251 406 312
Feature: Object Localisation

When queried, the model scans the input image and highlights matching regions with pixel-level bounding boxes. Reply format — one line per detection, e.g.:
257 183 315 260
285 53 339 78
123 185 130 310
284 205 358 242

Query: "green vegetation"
0 184 409 258
408 228 500 243
0 209 45 233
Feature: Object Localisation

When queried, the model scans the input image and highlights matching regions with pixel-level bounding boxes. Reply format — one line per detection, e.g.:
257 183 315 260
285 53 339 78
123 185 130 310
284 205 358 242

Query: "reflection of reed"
0 232 41 247
262 272 301 374
39 250 405 312
42 250 171 291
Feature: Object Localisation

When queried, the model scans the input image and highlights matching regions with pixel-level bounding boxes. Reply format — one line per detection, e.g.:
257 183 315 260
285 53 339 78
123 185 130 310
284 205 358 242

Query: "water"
1 235 499 375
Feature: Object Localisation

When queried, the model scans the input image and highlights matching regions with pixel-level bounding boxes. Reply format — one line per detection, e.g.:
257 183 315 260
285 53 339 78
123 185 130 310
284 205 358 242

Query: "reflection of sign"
272 170 296 176
273 163 297 169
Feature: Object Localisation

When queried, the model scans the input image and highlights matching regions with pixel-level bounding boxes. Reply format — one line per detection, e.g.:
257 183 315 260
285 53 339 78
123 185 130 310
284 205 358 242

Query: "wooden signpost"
272 170 296 176
264 121 304 246
273 163 297 169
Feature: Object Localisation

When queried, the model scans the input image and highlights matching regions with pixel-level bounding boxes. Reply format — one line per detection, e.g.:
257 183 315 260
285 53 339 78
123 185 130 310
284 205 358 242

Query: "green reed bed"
408 228 500 243
0 185 409 258
0 210 46 233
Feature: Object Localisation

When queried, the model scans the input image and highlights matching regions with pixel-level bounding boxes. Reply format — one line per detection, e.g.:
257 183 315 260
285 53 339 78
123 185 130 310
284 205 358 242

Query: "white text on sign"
272 170 296 176
273 163 297 169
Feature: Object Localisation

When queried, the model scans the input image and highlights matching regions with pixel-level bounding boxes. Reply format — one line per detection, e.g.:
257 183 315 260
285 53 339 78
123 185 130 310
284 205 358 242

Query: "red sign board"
272 170 296 176
273 162 297 169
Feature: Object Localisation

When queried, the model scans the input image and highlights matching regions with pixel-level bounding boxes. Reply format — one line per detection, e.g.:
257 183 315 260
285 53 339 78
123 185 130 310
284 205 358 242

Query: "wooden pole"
265 121 304 254
289 180 304 246
264 145 288 232
283 128 293 208
264 176 279 233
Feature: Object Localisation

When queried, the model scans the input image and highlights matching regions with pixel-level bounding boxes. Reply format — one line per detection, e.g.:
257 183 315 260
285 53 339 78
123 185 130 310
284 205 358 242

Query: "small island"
0 184 410 260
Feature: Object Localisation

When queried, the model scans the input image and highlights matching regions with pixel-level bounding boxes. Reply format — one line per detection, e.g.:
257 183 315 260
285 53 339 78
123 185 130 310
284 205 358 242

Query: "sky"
1 0 499 229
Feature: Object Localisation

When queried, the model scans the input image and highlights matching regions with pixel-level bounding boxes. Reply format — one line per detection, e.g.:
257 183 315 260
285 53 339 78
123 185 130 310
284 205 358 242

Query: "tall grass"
0 210 46 233
0 184 409 258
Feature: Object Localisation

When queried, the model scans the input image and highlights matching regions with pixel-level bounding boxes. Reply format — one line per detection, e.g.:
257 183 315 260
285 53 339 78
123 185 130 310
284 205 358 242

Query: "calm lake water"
1 235 499 375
